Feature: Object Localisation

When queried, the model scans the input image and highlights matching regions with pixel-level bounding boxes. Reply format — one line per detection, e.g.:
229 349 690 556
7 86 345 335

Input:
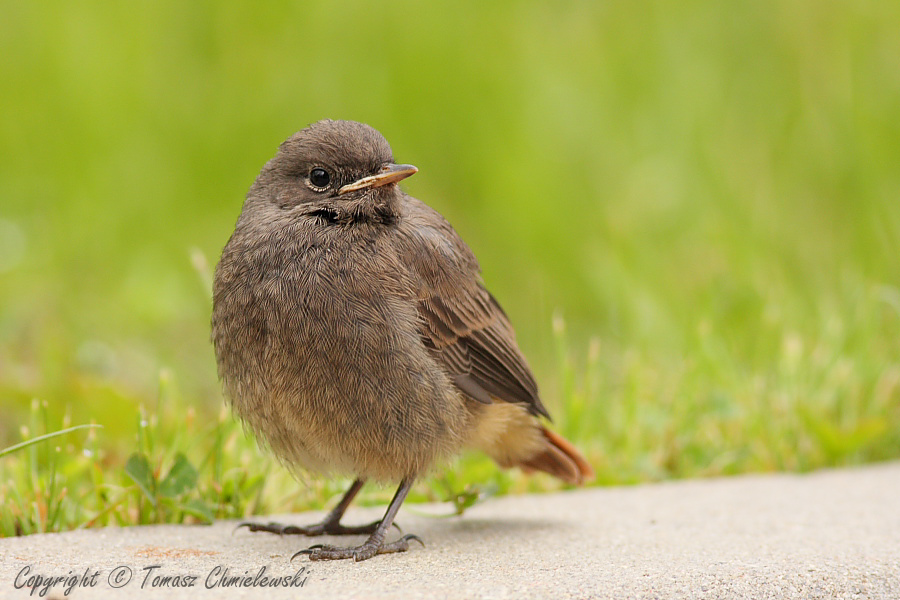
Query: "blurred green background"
2 0 900 529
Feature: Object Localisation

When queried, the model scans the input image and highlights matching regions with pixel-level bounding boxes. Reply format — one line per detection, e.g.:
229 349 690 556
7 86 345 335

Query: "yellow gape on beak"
338 163 418 195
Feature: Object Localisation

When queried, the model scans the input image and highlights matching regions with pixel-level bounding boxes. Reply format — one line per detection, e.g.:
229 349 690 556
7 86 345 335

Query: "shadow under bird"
211 120 593 561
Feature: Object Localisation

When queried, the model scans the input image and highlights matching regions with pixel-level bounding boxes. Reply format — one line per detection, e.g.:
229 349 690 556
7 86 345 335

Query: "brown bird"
211 119 593 561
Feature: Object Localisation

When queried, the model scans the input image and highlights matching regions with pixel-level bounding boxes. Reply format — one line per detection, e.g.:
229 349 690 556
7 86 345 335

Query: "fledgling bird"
211 120 593 561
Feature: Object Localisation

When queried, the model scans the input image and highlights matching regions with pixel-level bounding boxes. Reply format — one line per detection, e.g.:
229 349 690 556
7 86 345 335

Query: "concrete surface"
1 462 898 599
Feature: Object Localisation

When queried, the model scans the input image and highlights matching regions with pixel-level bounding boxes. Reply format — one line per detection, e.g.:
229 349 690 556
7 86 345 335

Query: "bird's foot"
235 518 394 537
292 534 424 562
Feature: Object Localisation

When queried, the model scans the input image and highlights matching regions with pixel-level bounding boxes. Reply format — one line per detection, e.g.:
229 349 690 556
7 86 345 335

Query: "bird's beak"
338 163 418 195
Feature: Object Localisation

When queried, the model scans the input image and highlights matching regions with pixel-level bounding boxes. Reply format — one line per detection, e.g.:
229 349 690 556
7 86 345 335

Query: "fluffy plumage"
212 120 592 560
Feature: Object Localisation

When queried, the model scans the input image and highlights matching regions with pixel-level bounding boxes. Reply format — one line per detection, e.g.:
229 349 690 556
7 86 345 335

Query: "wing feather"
398 198 550 420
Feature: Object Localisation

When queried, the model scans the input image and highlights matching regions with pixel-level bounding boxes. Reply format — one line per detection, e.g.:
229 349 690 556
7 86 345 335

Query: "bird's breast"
211 218 470 480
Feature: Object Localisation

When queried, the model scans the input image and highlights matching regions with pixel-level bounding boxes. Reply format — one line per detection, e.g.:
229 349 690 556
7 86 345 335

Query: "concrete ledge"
2 462 898 599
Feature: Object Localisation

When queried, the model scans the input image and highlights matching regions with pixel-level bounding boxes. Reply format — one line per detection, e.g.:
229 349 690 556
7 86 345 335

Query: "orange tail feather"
520 427 594 486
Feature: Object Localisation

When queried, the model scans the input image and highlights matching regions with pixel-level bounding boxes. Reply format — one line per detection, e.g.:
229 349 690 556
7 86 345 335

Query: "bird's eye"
308 167 331 190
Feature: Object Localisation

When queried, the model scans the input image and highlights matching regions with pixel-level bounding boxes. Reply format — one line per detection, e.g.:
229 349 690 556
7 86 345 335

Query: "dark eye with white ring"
308 167 331 191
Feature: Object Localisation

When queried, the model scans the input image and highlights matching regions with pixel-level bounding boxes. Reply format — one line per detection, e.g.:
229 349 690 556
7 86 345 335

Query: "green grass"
2 0 900 536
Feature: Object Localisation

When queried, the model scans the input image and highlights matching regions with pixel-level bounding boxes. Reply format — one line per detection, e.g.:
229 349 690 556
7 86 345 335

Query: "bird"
211 119 593 561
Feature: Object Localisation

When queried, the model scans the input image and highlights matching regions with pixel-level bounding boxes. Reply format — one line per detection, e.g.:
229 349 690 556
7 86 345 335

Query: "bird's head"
250 120 417 221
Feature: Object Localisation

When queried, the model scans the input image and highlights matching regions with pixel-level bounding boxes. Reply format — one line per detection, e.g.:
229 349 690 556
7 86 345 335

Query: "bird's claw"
236 517 399 538
291 533 424 562
234 521 311 536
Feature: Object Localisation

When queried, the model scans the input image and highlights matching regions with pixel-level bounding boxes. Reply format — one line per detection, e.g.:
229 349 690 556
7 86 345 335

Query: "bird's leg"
237 478 392 536
293 478 423 561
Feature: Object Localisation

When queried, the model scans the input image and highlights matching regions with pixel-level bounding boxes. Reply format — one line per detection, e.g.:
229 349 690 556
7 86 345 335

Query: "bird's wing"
397 196 550 420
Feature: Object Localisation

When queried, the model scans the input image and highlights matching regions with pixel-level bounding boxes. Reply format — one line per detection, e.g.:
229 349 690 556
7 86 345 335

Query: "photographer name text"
13 564 311 597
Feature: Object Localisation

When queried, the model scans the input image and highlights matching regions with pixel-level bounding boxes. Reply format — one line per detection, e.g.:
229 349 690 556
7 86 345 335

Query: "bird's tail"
519 426 594 486
469 403 594 486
